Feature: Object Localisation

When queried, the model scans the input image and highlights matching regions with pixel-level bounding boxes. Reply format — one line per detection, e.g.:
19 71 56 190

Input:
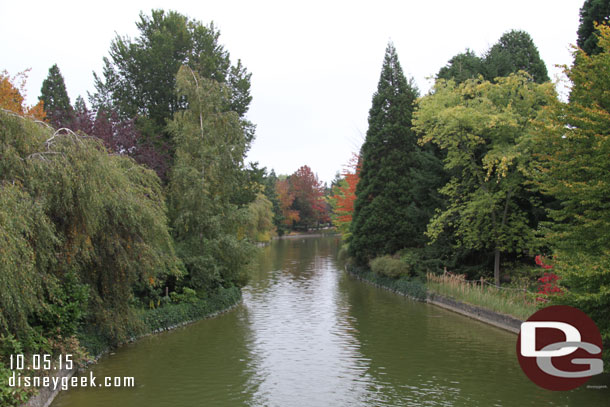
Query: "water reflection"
242 236 374 406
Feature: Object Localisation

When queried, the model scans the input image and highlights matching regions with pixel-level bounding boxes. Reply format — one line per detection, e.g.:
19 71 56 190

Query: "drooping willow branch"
186 66 205 140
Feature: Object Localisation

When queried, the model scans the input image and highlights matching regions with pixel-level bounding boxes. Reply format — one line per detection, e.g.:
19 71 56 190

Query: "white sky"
1 0 583 184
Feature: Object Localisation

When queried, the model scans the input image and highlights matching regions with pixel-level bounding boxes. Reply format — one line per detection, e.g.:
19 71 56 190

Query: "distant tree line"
274 165 331 234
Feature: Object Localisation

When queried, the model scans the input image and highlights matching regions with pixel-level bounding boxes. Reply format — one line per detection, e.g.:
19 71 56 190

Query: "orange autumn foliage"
0 69 46 121
331 153 360 236
276 178 300 226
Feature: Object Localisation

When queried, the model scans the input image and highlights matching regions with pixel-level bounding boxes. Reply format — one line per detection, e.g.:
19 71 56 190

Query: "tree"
533 25 610 365
69 97 171 180
288 165 327 230
0 70 45 120
92 9 253 181
276 177 299 229
72 96 93 135
0 182 55 338
577 0 610 55
349 43 443 265
437 49 484 84
244 192 275 242
484 30 549 83
413 73 556 286
437 31 549 85
262 169 286 235
329 154 360 239
0 108 182 345
39 64 73 128
168 66 254 290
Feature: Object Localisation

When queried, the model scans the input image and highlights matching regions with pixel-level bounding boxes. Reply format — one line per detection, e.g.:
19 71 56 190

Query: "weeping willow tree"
0 183 56 339
168 66 255 290
0 108 183 347
245 191 275 242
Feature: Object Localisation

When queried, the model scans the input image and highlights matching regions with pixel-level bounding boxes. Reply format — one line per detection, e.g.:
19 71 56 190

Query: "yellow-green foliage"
168 66 255 290
0 183 56 337
532 25 610 370
245 192 275 242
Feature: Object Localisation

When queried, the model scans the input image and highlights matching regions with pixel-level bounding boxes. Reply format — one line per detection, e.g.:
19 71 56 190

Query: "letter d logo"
520 322 581 357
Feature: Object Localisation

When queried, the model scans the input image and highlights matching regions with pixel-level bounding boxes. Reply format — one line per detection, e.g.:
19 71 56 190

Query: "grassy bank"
426 273 538 320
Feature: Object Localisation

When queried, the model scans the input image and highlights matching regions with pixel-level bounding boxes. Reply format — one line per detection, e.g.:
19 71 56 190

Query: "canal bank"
344 264 522 334
23 287 242 407
425 292 522 334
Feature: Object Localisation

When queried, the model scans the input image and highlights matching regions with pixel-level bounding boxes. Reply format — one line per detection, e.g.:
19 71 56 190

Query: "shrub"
370 255 411 278
140 286 241 333
169 287 200 304
337 245 350 262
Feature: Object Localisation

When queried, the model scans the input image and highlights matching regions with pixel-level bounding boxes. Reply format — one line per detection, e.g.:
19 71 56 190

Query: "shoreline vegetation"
426 272 537 321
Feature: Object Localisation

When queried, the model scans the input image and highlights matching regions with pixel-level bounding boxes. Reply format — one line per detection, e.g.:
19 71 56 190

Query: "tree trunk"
494 248 501 287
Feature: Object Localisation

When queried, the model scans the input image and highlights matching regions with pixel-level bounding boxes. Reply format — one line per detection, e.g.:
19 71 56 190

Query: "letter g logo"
516 306 604 391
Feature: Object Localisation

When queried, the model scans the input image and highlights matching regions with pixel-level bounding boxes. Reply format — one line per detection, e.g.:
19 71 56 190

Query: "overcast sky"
1 0 584 183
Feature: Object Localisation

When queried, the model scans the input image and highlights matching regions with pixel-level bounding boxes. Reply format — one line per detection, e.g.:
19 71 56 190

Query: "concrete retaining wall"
426 292 522 334
24 367 77 407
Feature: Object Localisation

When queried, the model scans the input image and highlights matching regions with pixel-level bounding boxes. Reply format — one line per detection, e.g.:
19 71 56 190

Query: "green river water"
52 235 608 406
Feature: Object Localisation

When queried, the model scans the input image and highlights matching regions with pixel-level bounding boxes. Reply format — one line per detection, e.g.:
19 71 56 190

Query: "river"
52 235 608 406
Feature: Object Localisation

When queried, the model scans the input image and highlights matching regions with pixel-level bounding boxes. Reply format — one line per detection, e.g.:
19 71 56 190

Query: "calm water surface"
52 236 609 406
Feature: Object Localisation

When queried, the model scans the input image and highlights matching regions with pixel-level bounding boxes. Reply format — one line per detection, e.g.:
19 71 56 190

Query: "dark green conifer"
577 0 610 55
349 43 443 265
39 64 73 128
484 30 549 83
437 49 483 83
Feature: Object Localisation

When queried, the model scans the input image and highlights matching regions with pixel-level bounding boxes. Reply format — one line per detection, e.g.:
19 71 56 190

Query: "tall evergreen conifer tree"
577 0 610 56
39 64 73 128
484 30 549 83
349 43 443 265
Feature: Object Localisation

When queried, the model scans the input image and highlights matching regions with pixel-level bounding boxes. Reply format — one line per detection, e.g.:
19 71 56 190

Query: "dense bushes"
77 286 242 357
140 287 241 333
369 255 412 278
